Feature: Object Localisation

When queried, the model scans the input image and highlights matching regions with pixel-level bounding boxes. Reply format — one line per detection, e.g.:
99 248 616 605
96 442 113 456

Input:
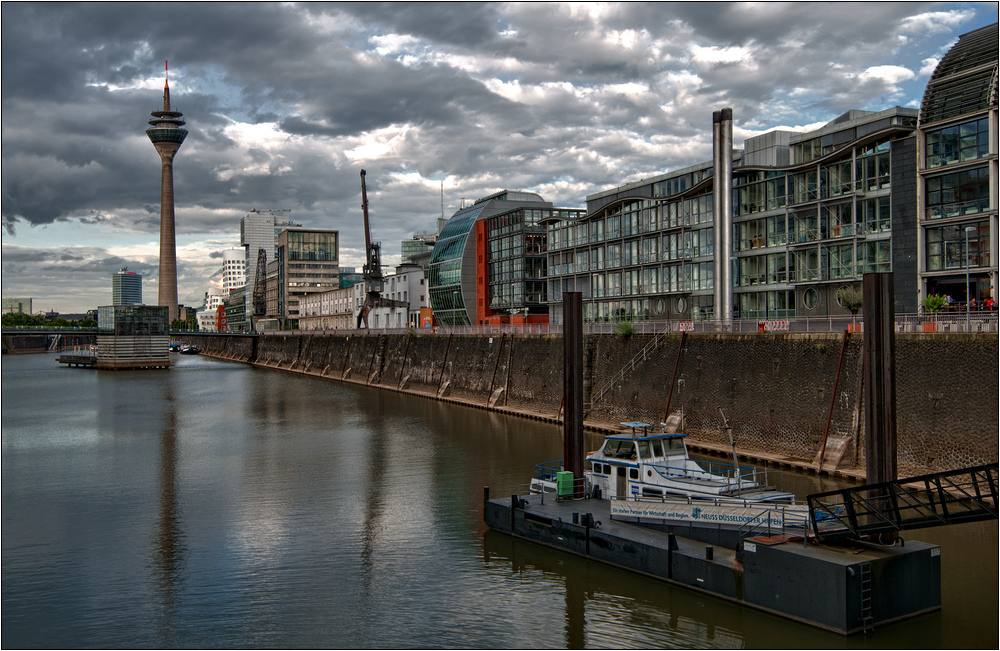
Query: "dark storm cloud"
2 2 995 311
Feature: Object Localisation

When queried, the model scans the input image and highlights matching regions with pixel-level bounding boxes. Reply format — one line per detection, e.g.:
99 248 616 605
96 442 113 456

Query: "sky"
2 2 997 314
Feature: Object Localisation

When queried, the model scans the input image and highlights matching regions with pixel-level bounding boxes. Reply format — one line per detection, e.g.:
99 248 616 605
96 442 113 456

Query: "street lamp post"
966 226 977 330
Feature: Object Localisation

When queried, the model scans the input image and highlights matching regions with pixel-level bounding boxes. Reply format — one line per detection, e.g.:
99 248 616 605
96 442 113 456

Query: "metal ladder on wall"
859 562 874 633
590 321 671 408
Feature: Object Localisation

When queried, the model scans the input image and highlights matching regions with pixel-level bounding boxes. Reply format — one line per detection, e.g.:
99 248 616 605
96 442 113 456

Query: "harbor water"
2 353 996 648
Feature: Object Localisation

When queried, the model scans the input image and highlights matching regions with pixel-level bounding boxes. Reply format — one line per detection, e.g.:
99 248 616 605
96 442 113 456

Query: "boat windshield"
602 440 636 459
663 437 685 455
637 440 651 458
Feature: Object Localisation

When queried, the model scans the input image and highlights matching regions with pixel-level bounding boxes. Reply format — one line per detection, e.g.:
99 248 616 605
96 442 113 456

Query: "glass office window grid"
924 166 990 220
925 220 991 271
925 118 991 168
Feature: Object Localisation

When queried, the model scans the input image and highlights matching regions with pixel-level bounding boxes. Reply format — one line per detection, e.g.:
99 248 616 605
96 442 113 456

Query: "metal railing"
225 311 999 337
807 463 998 542
591 321 671 406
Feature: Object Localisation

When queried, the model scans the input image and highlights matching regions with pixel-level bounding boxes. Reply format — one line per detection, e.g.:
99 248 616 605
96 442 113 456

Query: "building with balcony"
545 106 921 324
916 23 998 307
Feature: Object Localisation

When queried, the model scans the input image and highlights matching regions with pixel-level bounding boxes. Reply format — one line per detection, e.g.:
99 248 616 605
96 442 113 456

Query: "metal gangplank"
808 463 998 542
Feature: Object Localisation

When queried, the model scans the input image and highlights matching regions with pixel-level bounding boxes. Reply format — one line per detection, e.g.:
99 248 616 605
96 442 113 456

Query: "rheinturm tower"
146 61 187 324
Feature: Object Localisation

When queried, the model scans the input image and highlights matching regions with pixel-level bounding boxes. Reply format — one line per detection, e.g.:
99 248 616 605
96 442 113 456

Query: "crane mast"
357 169 384 328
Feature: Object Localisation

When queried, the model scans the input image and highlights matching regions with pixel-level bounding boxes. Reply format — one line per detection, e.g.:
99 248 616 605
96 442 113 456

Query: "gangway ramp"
807 463 998 542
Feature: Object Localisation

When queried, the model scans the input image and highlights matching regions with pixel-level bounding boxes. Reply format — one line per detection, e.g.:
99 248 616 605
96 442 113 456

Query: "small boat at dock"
179 345 199 355
530 418 795 505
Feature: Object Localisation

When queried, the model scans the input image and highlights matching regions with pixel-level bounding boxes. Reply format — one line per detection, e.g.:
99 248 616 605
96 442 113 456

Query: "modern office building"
223 286 247 333
544 105 921 324
401 229 441 269
428 191 584 326
146 64 187 324
916 23 998 307
240 209 301 321
221 249 246 294
95 304 170 369
2 298 32 314
112 268 143 305
274 228 339 326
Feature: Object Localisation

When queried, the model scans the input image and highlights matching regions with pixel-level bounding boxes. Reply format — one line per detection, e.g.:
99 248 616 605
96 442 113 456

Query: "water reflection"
1 354 995 649
152 384 183 646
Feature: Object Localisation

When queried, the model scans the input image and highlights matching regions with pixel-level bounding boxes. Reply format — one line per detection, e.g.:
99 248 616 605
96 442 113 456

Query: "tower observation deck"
146 61 188 324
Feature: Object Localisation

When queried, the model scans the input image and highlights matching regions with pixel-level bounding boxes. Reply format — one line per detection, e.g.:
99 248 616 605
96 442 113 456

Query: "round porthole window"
647 469 652 478
803 288 819 310
675 297 687 313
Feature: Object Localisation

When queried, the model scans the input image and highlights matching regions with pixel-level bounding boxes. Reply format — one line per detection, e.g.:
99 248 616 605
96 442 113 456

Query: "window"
925 167 990 220
828 244 855 280
926 118 990 168
803 288 819 310
859 241 891 273
856 140 891 191
926 221 990 271
860 197 891 234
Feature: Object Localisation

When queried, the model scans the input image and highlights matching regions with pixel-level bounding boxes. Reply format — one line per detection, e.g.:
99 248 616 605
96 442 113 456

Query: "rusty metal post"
817 329 851 471
662 331 687 423
436 334 453 395
564 292 584 497
486 333 506 404
863 273 898 517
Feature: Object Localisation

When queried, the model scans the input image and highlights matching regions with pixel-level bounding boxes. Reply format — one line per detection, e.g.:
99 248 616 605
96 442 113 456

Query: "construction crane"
356 169 384 328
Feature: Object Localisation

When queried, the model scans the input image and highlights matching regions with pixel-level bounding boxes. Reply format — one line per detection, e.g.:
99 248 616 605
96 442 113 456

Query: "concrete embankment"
180 331 998 477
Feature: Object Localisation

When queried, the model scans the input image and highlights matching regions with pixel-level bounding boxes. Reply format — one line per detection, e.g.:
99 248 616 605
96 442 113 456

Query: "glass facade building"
917 23 998 307
428 191 581 326
546 107 921 324
112 270 143 305
276 228 339 325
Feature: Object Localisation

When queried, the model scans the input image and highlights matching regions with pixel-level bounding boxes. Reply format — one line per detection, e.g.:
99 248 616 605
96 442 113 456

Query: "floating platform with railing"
484 462 998 635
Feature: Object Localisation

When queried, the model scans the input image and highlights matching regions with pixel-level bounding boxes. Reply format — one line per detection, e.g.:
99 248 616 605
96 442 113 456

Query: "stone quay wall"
180 331 998 476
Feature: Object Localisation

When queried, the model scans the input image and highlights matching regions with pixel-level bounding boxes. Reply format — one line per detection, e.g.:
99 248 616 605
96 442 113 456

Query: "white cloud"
858 64 916 90
919 57 941 77
900 10 977 34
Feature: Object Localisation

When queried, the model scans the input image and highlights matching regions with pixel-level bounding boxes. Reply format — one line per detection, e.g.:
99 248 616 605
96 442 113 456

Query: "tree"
2 312 43 327
922 294 948 313
837 286 863 316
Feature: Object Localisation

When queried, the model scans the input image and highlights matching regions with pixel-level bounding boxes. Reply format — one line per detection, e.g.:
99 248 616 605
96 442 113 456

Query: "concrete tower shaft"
146 62 187 324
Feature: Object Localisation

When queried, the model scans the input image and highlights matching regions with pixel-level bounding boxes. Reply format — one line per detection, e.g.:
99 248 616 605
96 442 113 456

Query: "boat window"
604 440 636 459
637 441 652 458
629 469 639 479
651 441 663 457
603 464 612 474
664 438 686 454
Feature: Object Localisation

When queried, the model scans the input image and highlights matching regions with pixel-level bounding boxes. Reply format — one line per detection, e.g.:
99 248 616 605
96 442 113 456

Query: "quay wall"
179 332 998 476
3 333 96 354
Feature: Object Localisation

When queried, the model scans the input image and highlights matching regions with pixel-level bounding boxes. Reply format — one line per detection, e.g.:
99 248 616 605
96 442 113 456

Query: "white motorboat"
530 418 795 504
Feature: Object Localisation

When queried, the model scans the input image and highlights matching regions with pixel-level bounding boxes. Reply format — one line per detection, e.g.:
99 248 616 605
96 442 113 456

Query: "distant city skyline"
2 2 997 312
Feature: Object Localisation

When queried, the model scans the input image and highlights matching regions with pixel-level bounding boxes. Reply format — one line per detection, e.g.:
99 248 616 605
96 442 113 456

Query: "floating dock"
483 489 941 635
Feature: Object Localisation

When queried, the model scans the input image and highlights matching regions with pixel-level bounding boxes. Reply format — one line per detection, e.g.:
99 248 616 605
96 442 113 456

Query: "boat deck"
516 494 740 564
484 490 942 635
